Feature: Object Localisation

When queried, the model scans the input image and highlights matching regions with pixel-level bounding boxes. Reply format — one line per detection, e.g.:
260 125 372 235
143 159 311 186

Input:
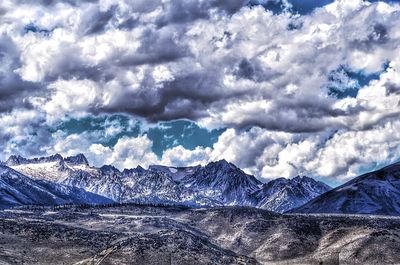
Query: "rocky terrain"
0 205 399 265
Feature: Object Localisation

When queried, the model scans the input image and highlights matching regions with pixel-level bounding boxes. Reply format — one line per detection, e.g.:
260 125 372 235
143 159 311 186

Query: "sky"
1 0 400 186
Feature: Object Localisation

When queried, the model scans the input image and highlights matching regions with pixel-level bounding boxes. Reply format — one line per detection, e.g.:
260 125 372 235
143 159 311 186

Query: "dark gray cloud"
43 46 109 83
155 0 247 27
82 6 116 35
15 0 98 6
115 27 189 66
100 70 243 121
0 35 43 112
235 58 281 82
351 23 390 51
386 83 400 95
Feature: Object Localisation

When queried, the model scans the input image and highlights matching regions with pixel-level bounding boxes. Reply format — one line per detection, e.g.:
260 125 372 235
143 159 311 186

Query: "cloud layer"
1 0 400 185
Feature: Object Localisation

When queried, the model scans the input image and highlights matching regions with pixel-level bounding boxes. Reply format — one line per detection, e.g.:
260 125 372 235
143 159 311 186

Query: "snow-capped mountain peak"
206 159 237 171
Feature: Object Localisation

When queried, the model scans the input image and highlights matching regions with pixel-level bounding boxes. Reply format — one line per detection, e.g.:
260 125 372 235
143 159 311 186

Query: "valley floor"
0 205 399 265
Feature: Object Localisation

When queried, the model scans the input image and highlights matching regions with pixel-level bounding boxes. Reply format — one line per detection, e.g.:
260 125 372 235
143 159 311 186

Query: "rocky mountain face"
0 165 112 209
253 176 331 213
6 154 65 166
3 154 331 211
179 160 263 206
291 162 400 215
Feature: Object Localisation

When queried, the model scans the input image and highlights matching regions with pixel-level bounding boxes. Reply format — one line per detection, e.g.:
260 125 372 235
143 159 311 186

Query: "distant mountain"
291 162 400 215
0 165 112 209
252 176 331 213
3 154 331 211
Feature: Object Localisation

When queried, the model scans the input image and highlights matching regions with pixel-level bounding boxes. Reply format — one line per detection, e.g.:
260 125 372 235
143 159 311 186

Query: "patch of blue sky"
326 62 389 99
288 0 334 14
53 115 142 147
146 120 225 157
249 0 400 15
23 23 52 36
248 0 333 14
54 115 226 157
247 0 290 14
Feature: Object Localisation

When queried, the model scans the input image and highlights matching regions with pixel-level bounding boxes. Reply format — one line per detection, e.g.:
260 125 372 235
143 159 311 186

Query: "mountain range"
1 153 331 212
3 153 400 216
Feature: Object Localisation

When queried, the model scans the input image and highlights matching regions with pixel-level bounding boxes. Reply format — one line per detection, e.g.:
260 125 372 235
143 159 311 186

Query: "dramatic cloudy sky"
1 0 400 186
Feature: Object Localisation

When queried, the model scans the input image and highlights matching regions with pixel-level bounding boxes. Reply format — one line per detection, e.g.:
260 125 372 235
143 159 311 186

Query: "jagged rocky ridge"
3 154 331 212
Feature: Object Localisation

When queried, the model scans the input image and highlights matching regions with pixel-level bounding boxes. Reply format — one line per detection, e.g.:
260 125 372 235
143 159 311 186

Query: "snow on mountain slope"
4 154 331 211
291 162 400 215
0 165 113 209
251 176 331 213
